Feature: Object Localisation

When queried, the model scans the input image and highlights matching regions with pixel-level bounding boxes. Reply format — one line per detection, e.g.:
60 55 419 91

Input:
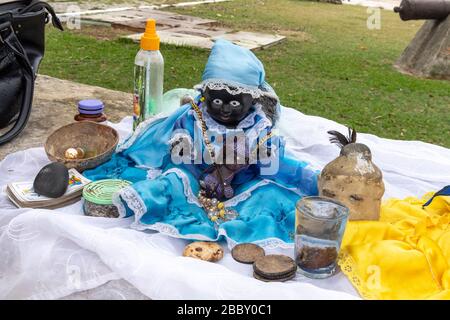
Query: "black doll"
172 86 276 200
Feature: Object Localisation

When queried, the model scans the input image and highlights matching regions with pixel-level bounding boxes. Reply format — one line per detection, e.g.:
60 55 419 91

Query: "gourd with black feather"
318 128 385 221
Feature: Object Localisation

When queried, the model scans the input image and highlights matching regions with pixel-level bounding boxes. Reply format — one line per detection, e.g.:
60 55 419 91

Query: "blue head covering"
195 39 280 123
201 39 266 88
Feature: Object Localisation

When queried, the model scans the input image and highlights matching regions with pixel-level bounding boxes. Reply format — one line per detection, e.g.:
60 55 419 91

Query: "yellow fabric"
338 192 450 300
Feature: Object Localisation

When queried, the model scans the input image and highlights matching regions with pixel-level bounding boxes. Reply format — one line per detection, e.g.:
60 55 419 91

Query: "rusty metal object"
394 0 450 21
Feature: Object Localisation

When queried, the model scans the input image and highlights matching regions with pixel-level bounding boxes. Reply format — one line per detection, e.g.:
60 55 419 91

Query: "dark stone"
296 245 338 270
33 162 69 198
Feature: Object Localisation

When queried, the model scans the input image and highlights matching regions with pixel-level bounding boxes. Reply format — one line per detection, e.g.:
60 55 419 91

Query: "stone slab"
71 5 285 51
125 30 286 50
80 8 220 29
0 75 132 161
126 30 215 49
215 31 286 50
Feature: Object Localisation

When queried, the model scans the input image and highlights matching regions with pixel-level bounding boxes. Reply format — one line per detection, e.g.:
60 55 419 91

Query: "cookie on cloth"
182 241 224 262
231 243 265 264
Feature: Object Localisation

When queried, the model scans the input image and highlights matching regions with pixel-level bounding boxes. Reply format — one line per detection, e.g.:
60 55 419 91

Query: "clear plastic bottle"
133 19 164 130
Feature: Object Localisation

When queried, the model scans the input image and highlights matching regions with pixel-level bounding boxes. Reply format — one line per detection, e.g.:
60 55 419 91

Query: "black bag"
0 0 63 146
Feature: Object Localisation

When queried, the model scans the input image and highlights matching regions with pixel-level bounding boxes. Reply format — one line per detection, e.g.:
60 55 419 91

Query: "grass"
40 0 450 147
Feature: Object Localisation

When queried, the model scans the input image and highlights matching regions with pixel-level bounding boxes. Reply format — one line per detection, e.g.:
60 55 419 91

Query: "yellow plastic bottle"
133 19 164 130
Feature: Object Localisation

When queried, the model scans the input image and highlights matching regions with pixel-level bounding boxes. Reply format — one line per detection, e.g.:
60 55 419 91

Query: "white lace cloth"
1 106 449 300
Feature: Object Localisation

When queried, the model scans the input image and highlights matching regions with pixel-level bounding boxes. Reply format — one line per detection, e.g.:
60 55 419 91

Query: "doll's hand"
202 173 219 198
201 167 235 200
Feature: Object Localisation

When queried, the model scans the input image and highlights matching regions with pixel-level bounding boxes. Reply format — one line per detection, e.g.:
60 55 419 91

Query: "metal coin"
231 243 265 264
253 254 297 278
253 271 296 283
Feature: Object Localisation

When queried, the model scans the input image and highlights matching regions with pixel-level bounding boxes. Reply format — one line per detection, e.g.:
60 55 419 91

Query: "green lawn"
40 0 450 147
53 0 189 5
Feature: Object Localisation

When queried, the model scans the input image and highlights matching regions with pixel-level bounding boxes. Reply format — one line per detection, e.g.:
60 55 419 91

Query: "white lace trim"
226 237 294 250
194 78 279 102
223 179 305 207
236 107 261 130
116 113 168 153
131 221 294 250
147 168 163 180
112 191 127 218
115 186 148 220
245 110 273 148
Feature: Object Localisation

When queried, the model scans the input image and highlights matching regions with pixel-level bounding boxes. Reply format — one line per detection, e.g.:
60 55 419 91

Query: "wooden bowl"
45 122 119 172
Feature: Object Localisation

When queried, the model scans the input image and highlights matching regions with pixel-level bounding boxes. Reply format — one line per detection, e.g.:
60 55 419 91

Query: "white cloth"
1 106 449 300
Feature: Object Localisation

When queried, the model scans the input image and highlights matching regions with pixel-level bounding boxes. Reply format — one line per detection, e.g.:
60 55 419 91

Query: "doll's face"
204 88 254 127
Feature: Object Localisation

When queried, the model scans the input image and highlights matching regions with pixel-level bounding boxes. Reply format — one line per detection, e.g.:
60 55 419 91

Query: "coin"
231 243 265 264
253 254 297 279
253 271 296 282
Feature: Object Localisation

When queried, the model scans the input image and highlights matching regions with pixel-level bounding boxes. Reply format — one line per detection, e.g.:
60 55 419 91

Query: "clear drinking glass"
295 196 349 279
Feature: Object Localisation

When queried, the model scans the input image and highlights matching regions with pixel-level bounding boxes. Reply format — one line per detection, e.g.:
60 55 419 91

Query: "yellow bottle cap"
140 19 160 51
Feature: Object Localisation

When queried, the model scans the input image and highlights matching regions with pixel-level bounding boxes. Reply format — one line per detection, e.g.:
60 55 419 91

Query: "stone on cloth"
33 162 69 198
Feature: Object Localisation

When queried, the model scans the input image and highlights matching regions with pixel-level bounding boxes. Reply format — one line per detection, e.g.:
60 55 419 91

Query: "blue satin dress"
84 99 319 247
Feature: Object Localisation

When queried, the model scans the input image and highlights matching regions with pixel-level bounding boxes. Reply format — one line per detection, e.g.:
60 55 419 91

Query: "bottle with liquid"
133 19 164 130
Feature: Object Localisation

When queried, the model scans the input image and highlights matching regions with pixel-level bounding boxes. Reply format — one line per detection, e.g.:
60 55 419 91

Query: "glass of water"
295 196 349 279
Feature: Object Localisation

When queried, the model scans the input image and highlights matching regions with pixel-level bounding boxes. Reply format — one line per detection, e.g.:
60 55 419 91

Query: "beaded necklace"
190 98 272 225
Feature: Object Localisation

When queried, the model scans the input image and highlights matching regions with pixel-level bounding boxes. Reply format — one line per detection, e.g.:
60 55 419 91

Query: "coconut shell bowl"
45 122 119 172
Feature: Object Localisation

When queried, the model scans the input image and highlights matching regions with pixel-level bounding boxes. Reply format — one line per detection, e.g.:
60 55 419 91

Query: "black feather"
350 127 357 143
327 130 349 149
328 127 358 149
